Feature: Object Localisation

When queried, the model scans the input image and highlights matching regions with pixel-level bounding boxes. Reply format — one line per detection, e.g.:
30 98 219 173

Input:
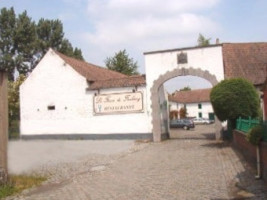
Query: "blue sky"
0 0 266 92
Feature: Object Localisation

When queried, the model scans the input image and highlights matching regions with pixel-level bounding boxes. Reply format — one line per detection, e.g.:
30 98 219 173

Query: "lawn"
0 175 46 199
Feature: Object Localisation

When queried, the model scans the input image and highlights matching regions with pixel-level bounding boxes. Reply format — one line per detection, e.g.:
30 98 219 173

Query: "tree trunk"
0 71 8 185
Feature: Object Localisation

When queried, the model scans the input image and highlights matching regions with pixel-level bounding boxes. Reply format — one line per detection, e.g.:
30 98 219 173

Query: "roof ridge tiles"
53 49 127 81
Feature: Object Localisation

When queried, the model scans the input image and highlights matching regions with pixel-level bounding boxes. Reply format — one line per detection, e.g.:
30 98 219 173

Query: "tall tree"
197 33 211 47
73 47 84 60
8 74 26 125
0 7 16 80
105 49 139 75
58 39 73 57
36 18 64 55
0 7 84 80
13 11 37 75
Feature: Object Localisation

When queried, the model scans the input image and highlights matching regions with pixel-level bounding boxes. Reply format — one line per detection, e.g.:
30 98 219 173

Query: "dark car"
169 119 195 130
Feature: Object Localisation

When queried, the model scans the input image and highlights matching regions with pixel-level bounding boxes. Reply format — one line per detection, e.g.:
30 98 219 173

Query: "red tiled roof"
222 43 267 86
169 88 211 104
55 50 127 81
54 50 146 89
88 75 146 90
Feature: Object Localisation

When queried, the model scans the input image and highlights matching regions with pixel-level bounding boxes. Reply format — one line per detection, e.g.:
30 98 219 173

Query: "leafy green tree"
105 49 139 75
210 78 260 124
0 7 84 80
8 74 26 125
73 47 84 60
179 86 191 91
36 19 84 61
13 11 37 75
36 18 64 55
197 33 211 47
0 7 16 80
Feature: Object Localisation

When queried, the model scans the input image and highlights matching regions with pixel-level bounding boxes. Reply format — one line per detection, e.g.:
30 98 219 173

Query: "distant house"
168 88 214 120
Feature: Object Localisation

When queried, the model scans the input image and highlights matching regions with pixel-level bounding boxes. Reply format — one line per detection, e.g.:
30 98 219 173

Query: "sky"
0 0 267 92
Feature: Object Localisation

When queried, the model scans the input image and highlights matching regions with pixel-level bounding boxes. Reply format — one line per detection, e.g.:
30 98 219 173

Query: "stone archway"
150 67 222 142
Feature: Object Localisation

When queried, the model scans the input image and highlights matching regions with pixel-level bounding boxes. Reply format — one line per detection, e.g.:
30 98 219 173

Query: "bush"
210 78 260 122
246 125 263 146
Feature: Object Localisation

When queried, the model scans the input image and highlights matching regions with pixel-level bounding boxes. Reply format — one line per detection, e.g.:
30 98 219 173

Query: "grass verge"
0 175 47 199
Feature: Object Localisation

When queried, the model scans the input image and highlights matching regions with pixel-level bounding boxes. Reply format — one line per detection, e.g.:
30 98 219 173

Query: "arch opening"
150 67 222 142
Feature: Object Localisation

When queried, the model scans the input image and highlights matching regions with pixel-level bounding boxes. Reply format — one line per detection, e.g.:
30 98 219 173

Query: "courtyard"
7 125 267 200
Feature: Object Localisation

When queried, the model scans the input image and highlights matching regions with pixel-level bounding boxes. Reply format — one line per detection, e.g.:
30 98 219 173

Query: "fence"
236 117 260 133
236 117 267 142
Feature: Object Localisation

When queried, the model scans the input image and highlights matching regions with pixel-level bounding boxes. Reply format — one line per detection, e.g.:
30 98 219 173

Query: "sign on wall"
94 92 143 114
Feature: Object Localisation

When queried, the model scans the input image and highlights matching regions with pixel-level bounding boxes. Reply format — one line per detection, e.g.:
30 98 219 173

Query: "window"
47 105 55 110
198 112 202 118
198 103 202 109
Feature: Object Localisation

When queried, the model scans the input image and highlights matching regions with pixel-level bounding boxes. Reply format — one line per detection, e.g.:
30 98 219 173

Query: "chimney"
216 38 220 44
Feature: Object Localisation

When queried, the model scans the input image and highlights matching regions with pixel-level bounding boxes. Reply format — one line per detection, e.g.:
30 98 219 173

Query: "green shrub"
246 125 263 146
210 78 260 122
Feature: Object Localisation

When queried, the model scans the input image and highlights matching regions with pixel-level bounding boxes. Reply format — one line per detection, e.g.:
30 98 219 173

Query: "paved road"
9 125 267 200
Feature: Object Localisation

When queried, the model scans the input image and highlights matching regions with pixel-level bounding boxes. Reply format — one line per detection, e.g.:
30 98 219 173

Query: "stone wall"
233 130 267 182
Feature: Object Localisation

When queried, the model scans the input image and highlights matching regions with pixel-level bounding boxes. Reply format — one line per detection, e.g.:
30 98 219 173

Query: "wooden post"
0 71 8 185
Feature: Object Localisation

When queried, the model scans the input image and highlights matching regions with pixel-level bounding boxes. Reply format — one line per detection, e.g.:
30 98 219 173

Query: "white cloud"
80 0 221 73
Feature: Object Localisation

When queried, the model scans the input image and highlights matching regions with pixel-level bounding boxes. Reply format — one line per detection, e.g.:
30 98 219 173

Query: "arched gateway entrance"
150 67 222 142
144 45 227 142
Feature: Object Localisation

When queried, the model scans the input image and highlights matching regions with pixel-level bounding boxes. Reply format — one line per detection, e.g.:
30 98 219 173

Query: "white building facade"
20 43 267 141
20 49 154 139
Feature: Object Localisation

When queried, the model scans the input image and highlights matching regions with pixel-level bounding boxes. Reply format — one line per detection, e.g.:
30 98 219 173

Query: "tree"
179 107 187 119
197 33 211 47
179 86 191 91
8 75 26 122
210 78 260 124
13 11 37 75
0 7 84 80
8 74 26 138
0 7 16 80
36 18 64 55
105 49 139 75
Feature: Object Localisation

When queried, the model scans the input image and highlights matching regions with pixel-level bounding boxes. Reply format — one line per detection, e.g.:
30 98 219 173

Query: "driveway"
7 126 267 200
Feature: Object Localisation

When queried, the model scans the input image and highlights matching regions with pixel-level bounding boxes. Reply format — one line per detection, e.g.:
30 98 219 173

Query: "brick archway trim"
150 67 222 142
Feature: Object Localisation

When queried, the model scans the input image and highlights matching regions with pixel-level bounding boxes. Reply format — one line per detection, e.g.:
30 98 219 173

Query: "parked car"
169 119 195 130
193 118 214 125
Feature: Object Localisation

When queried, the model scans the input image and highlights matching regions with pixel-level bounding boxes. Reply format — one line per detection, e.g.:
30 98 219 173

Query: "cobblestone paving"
9 125 267 200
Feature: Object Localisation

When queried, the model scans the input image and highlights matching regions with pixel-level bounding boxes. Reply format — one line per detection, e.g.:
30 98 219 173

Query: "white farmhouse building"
20 48 168 139
20 43 267 141
168 88 214 120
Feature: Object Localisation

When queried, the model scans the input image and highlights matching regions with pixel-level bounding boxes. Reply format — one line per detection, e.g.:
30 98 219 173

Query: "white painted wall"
20 49 151 135
169 101 213 119
145 46 224 118
185 102 214 119
169 101 180 112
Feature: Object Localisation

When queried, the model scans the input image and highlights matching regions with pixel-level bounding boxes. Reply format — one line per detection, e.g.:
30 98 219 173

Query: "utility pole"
0 71 8 185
